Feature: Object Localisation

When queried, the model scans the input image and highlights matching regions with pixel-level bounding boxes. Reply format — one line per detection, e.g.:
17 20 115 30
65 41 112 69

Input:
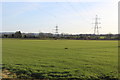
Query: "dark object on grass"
64 48 68 49
15 64 22 65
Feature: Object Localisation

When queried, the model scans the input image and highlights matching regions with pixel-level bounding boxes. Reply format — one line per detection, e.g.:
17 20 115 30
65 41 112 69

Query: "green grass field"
2 39 118 79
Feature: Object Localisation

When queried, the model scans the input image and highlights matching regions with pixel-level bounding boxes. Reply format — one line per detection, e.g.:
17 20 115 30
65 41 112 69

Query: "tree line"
1 31 119 40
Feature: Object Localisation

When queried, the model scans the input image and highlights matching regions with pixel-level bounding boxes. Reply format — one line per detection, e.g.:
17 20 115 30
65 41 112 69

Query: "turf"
2 39 118 79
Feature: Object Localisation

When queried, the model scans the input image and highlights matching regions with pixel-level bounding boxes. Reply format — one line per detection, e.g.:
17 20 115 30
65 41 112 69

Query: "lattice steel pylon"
55 25 59 34
93 15 101 35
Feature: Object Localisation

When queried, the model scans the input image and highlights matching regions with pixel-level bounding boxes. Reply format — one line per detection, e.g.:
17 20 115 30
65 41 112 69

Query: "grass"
2 39 118 79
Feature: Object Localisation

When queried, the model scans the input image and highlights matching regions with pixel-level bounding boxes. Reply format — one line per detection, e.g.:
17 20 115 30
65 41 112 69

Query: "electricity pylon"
93 15 101 35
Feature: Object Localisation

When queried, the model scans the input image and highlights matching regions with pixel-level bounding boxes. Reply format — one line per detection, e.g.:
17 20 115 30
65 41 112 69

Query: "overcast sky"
1 0 119 34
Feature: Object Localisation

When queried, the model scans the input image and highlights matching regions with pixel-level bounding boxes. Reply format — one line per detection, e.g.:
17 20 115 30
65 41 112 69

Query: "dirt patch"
1 69 17 78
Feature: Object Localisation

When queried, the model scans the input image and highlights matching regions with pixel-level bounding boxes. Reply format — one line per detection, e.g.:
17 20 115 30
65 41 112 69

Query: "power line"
65 0 91 24
55 2 78 25
65 0 81 16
